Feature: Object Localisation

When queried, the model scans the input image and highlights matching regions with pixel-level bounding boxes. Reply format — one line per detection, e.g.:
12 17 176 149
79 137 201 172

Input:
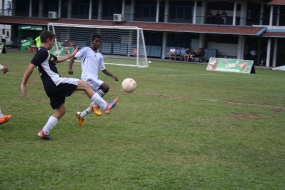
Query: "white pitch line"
144 93 285 110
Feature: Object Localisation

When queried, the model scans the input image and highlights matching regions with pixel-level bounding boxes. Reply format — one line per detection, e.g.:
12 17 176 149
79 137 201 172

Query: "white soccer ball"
122 78 137 93
148 61 152 63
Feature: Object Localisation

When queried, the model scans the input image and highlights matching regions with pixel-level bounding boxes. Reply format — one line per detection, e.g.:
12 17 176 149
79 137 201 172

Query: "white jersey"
75 46 106 81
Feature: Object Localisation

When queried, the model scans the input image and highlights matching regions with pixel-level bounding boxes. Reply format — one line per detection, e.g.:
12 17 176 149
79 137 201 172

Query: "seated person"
167 47 176 60
180 47 186 61
183 48 191 62
189 48 197 61
174 47 181 61
195 48 205 62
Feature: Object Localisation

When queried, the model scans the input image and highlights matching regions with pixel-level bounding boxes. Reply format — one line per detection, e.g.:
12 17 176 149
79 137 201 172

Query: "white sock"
96 89 105 97
0 109 2 118
80 104 93 118
91 93 107 110
42 116 58 134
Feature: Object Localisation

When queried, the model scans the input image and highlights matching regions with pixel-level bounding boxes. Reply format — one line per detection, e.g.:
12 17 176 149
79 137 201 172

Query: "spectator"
249 47 257 65
1 32 8 44
189 48 196 61
206 11 213 24
196 48 205 62
183 47 191 62
167 47 176 60
174 47 181 61
133 47 137 57
180 47 186 61
260 48 266 66
221 10 227 24
215 11 222 24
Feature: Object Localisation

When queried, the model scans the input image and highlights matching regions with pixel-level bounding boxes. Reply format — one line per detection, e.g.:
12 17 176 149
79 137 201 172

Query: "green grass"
0 52 284 190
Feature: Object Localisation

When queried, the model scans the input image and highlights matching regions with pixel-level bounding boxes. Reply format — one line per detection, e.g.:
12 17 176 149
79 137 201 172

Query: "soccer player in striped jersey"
21 31 118 139
68 33 118 126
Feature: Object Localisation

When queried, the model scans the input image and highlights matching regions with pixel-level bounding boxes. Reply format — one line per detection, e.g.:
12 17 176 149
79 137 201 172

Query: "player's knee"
100 83 109 93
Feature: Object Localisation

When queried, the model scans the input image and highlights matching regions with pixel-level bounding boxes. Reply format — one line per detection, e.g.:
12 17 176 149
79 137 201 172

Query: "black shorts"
46 82 77 109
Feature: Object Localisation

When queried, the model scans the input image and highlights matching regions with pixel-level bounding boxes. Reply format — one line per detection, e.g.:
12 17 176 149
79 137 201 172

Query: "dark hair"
92 33 102 41
40 31 56 43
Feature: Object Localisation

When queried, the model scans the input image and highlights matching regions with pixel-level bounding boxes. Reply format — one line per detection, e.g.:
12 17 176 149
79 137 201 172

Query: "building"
0 0 284 67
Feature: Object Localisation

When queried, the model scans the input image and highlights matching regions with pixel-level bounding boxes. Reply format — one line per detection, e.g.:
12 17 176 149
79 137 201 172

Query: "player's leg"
38 93 67 139
76 80 117 113
0 108 11 125
79 79 110 120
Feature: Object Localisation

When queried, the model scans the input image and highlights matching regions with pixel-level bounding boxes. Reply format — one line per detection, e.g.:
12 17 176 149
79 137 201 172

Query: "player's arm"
102 69 118 81
57 46 78 63
68 57 76 75
21 63 36 96
0 64 8 74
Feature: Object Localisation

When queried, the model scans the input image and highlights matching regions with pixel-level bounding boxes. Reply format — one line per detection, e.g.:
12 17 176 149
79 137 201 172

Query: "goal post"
48 23 148 68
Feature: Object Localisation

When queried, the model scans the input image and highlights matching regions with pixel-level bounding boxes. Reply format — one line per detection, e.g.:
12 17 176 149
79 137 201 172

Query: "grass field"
0 52 284 190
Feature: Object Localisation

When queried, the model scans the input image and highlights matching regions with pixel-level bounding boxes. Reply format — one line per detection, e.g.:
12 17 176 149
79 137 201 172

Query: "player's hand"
1 67 8 74
113 76 118 81
68 69 73 75
71 46 79 56
21 84 27 96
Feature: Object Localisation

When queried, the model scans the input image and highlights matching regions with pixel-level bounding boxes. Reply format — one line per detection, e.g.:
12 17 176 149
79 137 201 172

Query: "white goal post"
48 23 148 68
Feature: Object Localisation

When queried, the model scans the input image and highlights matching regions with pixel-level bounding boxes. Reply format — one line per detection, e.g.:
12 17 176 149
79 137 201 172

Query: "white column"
164 0 169 23
98 0 102 20
259 2 264 25
162 32 167 59
272 38 278 67
276 6 280 25
233 0 237 25
121 0 125 17
67 0 72 18
130 0 135 21
269 5 273 26
88 0 92 20
39 0 43 17
156 0 160 23
237 36 245 59
266 38 271 67
29 0 32 17
58 0 62 18
193 0 197 24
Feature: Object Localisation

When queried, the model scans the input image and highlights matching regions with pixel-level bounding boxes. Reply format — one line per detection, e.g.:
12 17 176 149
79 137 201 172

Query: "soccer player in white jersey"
68 33 118 126
21 31 118 139
0 64 12 125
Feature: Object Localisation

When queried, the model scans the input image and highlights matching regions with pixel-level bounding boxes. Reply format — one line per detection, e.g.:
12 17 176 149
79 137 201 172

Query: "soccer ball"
148 61 152 64
122 78 137 93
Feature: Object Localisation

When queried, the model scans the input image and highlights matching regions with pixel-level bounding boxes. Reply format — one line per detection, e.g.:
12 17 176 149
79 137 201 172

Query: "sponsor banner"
49 46 74 56
206 57 255 74
21 40 34 51
0 42 4 53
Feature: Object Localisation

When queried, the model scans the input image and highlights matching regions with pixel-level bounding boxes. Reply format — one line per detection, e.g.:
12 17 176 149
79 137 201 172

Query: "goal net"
48 23 148 68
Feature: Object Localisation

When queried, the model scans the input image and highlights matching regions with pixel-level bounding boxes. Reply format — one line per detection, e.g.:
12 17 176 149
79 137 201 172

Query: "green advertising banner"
21 40 34 51
0 42 4 54
206 57 255 74
49 46 74 56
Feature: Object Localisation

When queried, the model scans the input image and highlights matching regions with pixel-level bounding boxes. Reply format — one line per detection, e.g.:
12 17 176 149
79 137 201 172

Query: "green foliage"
0 52 285 190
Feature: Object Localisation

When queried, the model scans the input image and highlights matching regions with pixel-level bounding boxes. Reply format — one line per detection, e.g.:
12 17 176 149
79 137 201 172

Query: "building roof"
0 16 267 37
262 32 285 38
267 0 285 5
